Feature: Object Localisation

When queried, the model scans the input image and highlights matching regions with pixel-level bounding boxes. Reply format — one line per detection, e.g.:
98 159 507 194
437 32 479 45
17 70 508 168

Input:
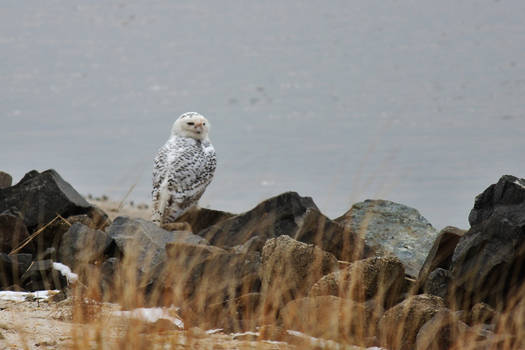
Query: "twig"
9 215 61 255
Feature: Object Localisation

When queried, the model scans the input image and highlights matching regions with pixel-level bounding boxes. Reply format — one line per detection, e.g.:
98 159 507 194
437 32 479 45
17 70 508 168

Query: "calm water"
2 1 525 229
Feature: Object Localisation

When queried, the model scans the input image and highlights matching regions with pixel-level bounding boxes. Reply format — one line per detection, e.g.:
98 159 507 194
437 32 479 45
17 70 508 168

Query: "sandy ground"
0 295 298 349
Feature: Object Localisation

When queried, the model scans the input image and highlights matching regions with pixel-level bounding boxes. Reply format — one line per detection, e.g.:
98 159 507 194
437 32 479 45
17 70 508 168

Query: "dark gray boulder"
423 268 453 300
107 216 210 295
294 208 365 261
336 199 439 277
163 242 261 309
0 211 31 253
451 175 525 308
417 226 465 291
0 169 92 230
20 259 68 291
0 253 32 288
0 171 12 189
196 192 318 248
175 207 236 234
108 217 194 276
232 235 266 254
58 223 116 269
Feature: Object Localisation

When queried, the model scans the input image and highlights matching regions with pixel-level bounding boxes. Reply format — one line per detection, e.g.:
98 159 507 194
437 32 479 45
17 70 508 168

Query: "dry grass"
2 201 524 350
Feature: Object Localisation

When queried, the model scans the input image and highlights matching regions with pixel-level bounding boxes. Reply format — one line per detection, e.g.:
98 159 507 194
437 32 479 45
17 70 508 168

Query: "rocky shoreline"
0 169 524 349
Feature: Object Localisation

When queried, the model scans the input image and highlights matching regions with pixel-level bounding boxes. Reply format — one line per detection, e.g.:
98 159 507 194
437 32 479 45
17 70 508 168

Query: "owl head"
171 112 211 140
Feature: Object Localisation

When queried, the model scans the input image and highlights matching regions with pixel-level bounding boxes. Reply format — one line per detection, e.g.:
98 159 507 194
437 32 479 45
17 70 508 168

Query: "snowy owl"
152 112 216 225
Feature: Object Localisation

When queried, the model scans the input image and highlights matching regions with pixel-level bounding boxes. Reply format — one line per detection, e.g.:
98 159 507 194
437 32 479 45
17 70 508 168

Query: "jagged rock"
196 192 318 247
58 223 116 270
0 171 12 189
232 236 266 254
469 302 498 325
67 206 111 231
310 256 405 308
451 175 525 308
280 296 383 345
423 268 452 299
293 208 365 261
21 260 68 291
163 242 261 311
175 207 236 234
336 199 438 277
415 309 469 350
378 294 446 350
107 217 205 285
185 292 262 332
417 226 465 291
0 253 32 288
98 257 120 300
32 217 71 258
0 211 30 253
260 235 338 312
0 169 93 230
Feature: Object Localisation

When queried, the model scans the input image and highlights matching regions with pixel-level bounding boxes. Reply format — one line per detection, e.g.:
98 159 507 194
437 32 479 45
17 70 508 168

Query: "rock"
469 302 498 325
107 217 208 291
0 171 12 189
196 192 318 247
164 242 259 301
0 211 30 253
415 309 469 350
67 206 111 231
36 247 56 261
31 217 71 258
293 208 365 261
0 169 93 230
423 268 452 300
58 223 116 270
171 231 209 246
336 199 439 277
417 226 465 291
175 207 236 234
378 294 446 350
0 253 32 288
280 296 383 345
310 256 405 308
187 293 262 332
260 235 338 315
98 257 120 300
21 260 68 291
232 236 266 254
451 175 525 308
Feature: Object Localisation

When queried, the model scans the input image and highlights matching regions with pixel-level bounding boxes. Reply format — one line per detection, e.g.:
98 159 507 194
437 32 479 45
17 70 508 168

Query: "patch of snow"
263 340 288 345
231 331 259 337
112 307 183 329
285 331 389 350
0 290 59 302
206 328 223 334
52 262 78 283
514 179 525 189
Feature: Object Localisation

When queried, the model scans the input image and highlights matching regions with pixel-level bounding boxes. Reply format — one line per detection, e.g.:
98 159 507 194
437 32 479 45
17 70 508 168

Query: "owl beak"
195 122 203 128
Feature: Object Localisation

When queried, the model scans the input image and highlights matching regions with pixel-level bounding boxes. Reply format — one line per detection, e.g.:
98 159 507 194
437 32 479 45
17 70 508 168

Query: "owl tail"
155 178 171 225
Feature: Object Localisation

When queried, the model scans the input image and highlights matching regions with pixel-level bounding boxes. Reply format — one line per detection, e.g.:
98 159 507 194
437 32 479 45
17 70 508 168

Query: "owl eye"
203 122 206 126
187 122 194 126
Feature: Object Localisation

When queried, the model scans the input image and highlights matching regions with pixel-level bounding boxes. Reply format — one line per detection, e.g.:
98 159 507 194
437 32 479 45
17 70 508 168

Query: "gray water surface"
2 1 525 229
